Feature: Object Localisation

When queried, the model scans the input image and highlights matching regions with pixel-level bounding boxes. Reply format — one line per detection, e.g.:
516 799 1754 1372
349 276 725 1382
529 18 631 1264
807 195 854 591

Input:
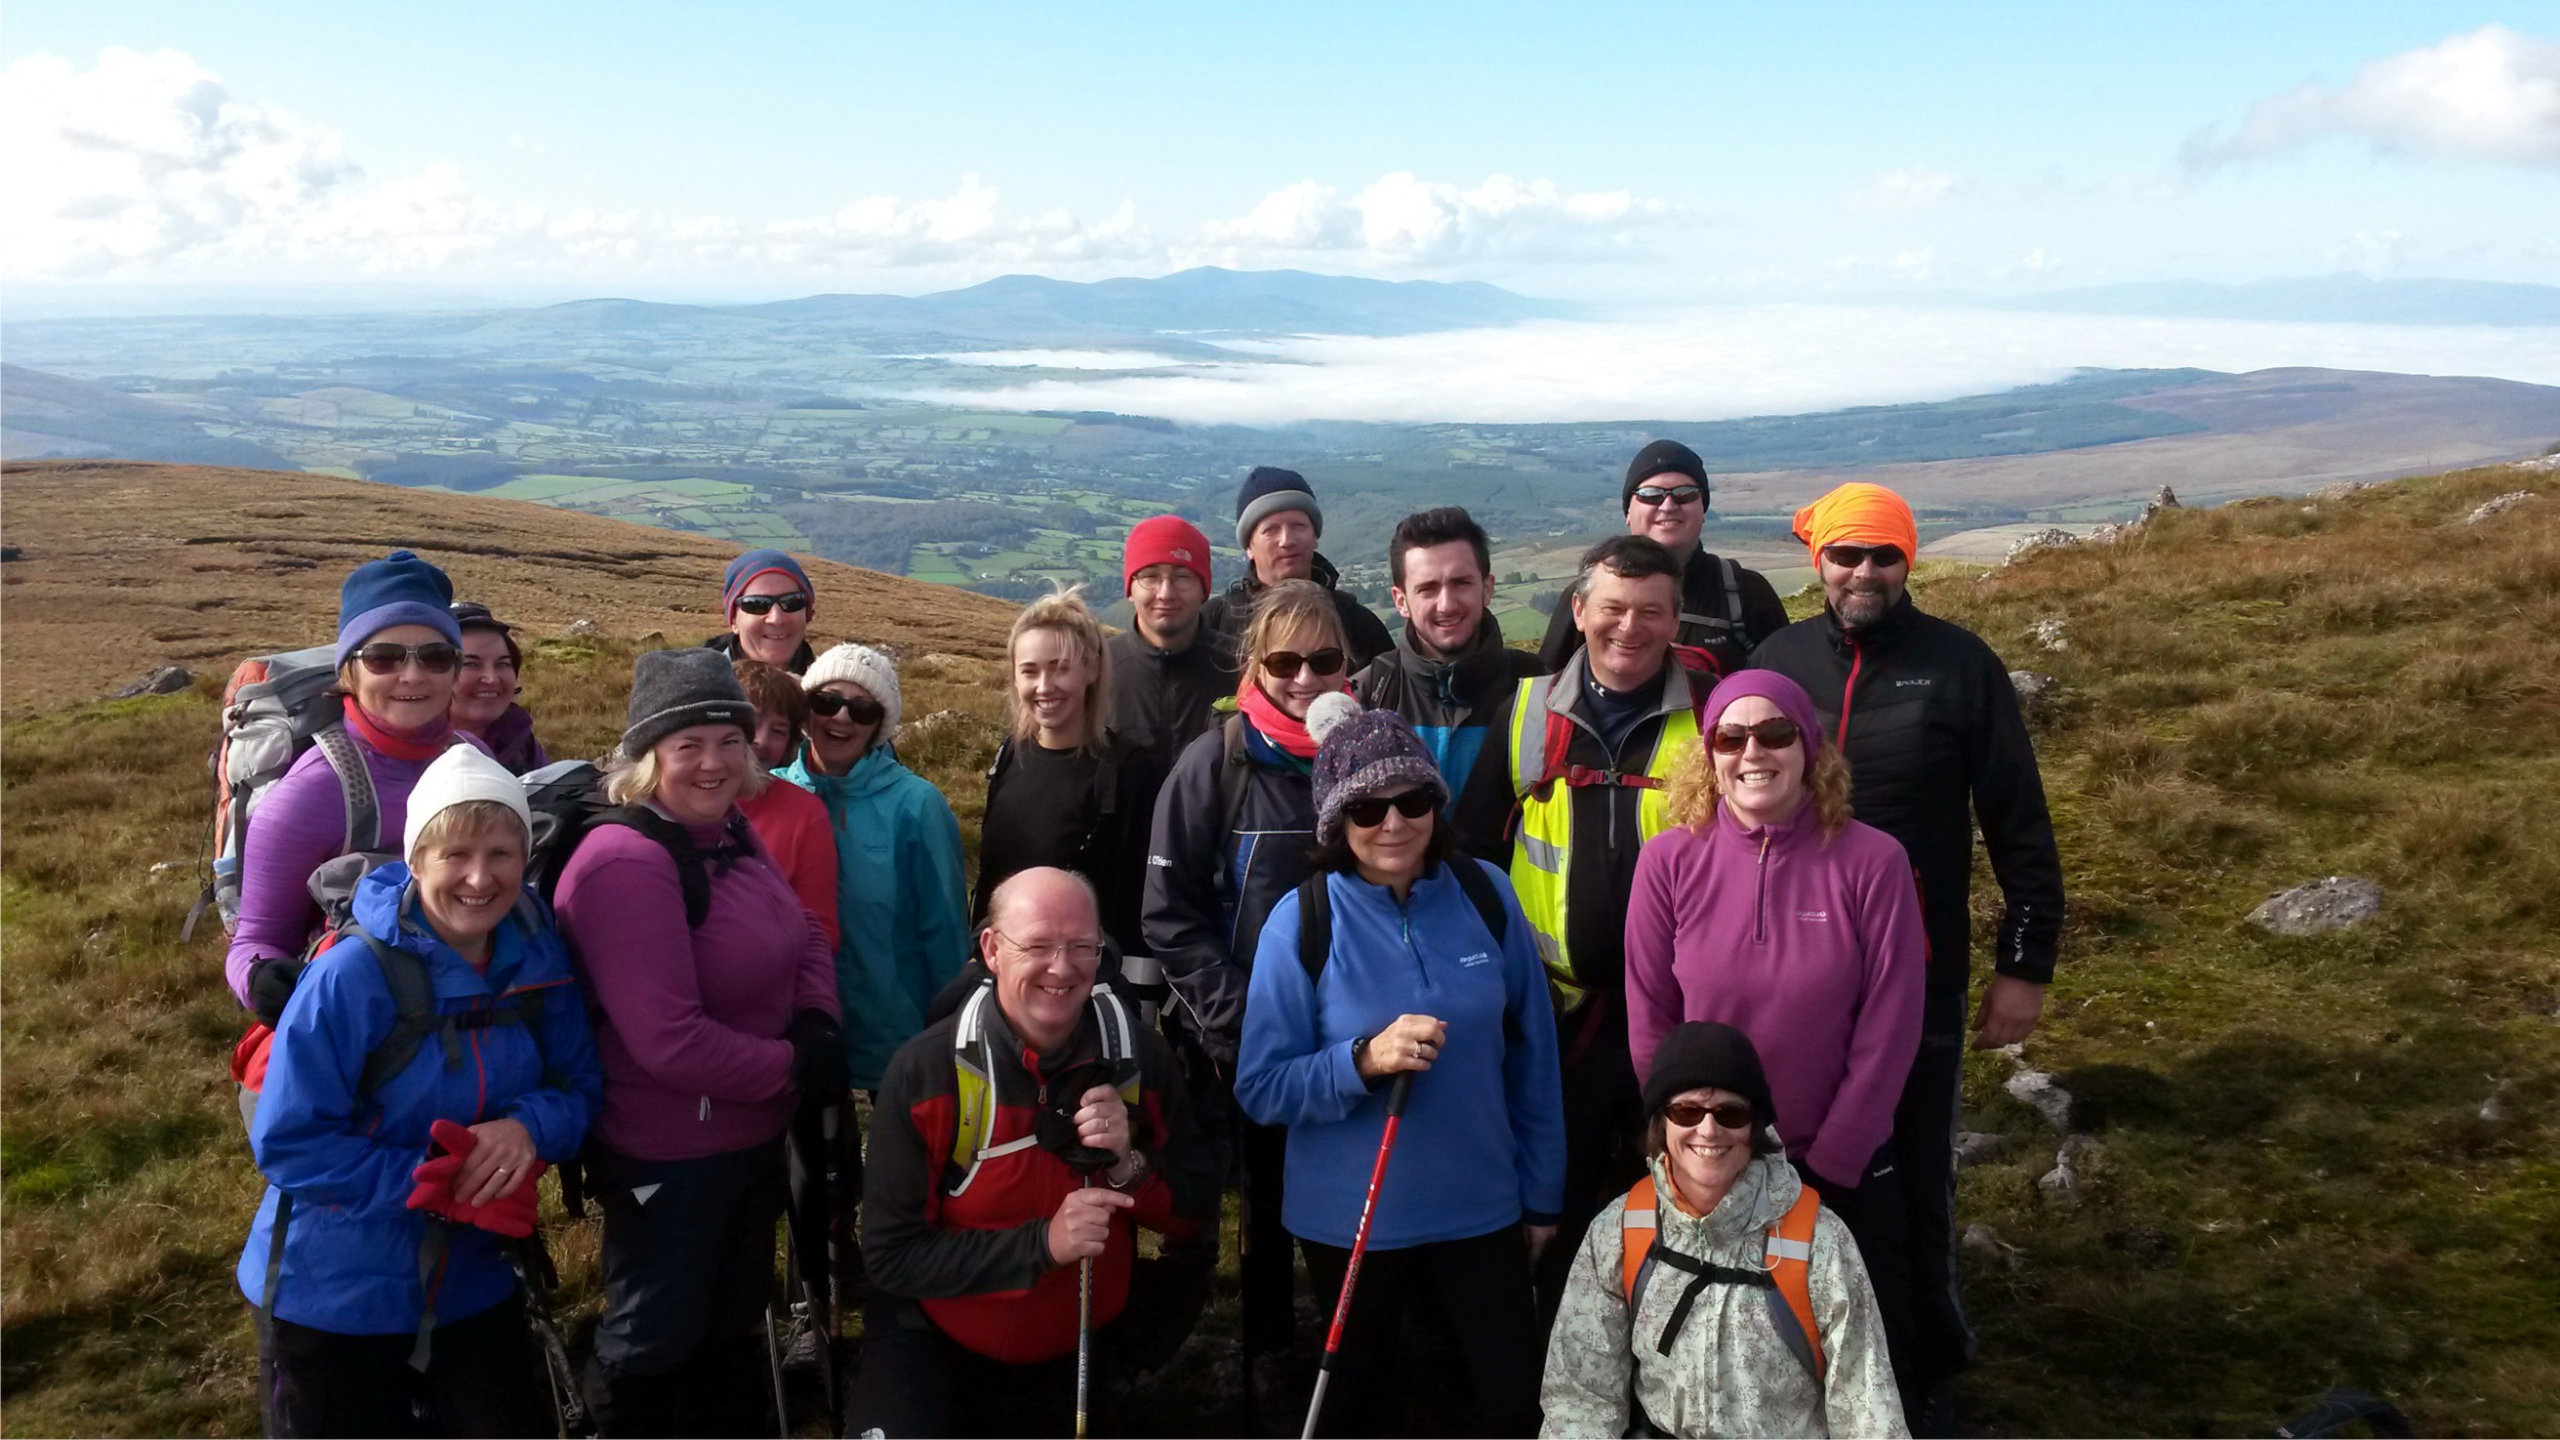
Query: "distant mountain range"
1988 275 2560 327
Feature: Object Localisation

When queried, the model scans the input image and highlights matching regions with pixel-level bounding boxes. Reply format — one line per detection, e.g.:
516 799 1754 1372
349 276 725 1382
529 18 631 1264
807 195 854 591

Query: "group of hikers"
219 440 2065 1439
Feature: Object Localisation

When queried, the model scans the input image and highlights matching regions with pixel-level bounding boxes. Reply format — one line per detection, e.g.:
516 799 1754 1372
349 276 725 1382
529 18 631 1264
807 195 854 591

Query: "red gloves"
405 1119 547 1239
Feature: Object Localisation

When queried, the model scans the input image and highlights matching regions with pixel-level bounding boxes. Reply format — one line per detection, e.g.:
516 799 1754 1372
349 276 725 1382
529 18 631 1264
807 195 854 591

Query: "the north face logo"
1170 547 1195 562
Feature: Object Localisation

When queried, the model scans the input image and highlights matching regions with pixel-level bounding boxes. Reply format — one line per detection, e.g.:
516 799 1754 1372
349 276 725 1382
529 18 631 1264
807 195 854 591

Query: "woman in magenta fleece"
1623 667 1929 1414
227 550 476 1016
553 648 844 1437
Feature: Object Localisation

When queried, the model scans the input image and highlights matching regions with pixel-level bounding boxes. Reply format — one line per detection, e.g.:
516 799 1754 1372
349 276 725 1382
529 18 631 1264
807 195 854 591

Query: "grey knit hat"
622 647 756 760
1235 465 1324 549
1307 694 1447 844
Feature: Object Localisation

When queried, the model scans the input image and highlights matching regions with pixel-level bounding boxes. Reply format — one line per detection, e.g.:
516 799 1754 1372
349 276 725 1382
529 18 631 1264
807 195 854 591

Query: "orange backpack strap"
1761 1184 1826 1382
1617 1174 1659 1307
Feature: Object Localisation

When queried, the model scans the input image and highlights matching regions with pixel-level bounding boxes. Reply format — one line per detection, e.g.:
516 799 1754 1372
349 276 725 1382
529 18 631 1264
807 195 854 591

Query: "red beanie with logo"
1124 515 1213 595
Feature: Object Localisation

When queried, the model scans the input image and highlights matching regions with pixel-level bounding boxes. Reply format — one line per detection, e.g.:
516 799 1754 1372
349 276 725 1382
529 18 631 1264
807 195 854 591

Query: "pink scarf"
344 703 453 762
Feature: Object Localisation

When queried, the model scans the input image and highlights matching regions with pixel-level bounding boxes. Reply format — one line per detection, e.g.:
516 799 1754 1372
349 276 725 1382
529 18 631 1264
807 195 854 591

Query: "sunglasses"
1820 544 1907 571
1663 1099 1755 1131
807 690 886 725
1709 717 1802 755
735 591 810 616
1262 648 1347 679
1342 790 1435 829
353 642 461 676
1631 484 1705 508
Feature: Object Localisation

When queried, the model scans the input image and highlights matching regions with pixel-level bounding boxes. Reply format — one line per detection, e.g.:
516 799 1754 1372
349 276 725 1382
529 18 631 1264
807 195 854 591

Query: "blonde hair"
407 799 529 863
1241 580 1348 683
1005 587 1112 757
1663 736 1854 840
605 736 773 806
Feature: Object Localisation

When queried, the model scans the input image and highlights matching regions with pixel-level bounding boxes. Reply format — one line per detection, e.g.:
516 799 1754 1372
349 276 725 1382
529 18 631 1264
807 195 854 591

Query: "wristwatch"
1108 1149 1152 1192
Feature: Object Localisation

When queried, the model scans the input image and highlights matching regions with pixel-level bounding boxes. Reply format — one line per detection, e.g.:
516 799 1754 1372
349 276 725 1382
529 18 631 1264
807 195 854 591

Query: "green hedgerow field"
3 463 2556 1436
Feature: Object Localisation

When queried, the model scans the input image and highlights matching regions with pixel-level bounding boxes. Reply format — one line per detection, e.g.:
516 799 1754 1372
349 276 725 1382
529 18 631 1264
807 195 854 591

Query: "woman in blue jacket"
239 745 602 1438
1237 699 1565 1438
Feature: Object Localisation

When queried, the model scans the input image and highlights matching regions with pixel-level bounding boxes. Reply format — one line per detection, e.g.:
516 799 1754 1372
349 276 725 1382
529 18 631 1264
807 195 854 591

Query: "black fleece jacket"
1104 625 1236 784
1197 553 1396 676
1748 595 2065 1016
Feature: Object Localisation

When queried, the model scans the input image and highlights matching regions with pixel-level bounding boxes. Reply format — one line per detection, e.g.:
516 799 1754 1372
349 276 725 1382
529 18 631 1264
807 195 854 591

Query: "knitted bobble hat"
620 648 757 761
802 642 903 738
1308 695 1447 845
402 744 534 862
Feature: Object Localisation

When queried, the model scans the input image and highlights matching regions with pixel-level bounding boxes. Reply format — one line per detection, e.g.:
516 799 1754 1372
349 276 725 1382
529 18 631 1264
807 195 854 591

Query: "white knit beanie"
404 744 535 862
802 642 903 737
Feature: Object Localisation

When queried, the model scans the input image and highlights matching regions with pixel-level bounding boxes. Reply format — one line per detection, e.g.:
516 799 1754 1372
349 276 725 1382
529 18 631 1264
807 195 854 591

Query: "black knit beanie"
1235 466 1324 547
1622 440 1710 512
1642 1022 1778 1134
621 648 757 760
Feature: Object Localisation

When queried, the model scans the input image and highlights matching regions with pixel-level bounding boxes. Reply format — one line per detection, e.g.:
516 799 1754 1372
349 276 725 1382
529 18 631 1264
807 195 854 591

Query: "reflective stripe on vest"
1501 670 1699 1009
947 981 1142 1198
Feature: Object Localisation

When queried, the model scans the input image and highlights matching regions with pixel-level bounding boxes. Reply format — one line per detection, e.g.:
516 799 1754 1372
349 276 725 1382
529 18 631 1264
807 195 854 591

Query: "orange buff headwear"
1792 482 1920 567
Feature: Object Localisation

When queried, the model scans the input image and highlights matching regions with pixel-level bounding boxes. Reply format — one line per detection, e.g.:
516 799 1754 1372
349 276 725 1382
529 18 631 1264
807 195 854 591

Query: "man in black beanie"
1537 440 1789 676
1197 466 1395 673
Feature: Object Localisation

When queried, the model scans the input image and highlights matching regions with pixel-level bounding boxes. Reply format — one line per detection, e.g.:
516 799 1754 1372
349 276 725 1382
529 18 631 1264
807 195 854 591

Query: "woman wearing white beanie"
778 644 968 1095
238 744 603 1437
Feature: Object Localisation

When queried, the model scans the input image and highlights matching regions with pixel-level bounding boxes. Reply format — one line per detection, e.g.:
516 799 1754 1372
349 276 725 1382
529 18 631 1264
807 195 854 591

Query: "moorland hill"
0 460 1018 717
2 457 2556 1436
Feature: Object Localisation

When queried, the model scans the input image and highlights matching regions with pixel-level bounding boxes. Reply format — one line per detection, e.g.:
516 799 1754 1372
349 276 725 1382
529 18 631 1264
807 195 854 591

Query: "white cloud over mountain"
0 48 1674 282
2186 25 2560 171
1849 164 1967 212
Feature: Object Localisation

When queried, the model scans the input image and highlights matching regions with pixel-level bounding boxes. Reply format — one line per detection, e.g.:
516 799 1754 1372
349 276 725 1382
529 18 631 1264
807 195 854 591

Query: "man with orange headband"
1750 481 2064 1435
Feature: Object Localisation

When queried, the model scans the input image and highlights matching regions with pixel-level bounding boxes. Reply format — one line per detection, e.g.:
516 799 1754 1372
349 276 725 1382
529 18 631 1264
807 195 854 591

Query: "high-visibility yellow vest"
1499 664 1701 1011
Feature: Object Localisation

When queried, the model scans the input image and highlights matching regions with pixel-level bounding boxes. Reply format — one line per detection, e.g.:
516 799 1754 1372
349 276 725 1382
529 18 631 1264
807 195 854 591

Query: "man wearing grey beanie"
1197 466 1395 674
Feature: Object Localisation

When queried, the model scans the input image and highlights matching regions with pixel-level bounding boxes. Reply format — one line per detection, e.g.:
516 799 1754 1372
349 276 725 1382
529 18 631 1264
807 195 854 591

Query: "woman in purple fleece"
1622 667 1929 1413
553 648 843 1437
226 550 473 1018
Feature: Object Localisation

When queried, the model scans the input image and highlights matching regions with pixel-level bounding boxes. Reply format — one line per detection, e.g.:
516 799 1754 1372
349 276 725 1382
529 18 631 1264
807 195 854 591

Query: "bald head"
985 866 1101 939
980 866 1105 1055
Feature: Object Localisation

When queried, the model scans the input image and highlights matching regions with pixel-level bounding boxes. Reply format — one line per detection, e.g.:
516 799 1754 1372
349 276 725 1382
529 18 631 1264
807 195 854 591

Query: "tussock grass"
5 464 2556 1434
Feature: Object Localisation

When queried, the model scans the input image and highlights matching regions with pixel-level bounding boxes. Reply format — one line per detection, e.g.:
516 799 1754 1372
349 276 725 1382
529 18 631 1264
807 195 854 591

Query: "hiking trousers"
846 1296 1129 1438
1298 1223 1542 1439
1797 1148 1924 1421
1894 1021 1975 1397
267 1292 549 1438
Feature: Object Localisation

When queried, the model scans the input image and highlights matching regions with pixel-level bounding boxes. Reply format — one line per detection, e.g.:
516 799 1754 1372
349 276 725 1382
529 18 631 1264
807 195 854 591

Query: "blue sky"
4 2 2554 303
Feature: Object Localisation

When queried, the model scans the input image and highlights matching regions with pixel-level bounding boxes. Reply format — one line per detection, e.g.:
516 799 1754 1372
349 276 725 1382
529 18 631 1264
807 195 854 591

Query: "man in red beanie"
1106 514 1236 788
1749 480 2064 1435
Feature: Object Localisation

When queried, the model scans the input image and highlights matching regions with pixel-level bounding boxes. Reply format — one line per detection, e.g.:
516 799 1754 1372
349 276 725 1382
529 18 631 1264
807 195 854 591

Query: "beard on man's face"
1829 576 1903 630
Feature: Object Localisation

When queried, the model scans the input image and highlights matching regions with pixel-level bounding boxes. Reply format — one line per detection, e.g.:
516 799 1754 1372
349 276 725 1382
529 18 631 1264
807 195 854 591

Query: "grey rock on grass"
2249 876 2383 936
562 618 601 637
2010 671 2061 723
1955 1131 2013 1168
112 666 192 699
2039 1133 2098 1201
2004 1062 2075 1133
2466 490 2540 525
2029 617 2070 652
2005 529 2081 565
1961 1224 2021 1270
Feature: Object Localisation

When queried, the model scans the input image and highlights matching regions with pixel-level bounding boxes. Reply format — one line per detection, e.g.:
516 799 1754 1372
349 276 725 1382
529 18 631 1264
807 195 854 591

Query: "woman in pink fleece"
1623 667 1928 1415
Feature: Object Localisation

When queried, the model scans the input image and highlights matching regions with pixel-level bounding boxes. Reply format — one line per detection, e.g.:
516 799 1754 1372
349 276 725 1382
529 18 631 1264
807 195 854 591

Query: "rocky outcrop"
2466 490 2540 525
2010 671 2062 724
2248 876 2383 936
110 666 193 699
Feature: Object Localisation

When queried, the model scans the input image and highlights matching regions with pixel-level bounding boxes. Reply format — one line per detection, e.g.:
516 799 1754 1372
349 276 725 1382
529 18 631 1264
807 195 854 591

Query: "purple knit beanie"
1307 694 1447 844
1700 669 1828 754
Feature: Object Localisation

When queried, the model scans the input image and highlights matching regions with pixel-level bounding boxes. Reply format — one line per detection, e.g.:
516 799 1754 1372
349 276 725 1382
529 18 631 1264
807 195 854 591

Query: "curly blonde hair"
1241 580 1348 685
1005 586 1112 756
1663 733 1854 840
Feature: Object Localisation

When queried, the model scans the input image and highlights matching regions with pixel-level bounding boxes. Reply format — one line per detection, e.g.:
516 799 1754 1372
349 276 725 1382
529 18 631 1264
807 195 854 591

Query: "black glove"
247 957 307 1028
787 1010 848 1097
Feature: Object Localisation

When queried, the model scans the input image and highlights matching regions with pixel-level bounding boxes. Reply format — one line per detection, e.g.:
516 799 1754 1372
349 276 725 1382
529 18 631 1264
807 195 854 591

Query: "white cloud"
1850 164 1967 212
0 47 359 276
888 305 2560 426
2185 25 2560 170
1191 172 1675 266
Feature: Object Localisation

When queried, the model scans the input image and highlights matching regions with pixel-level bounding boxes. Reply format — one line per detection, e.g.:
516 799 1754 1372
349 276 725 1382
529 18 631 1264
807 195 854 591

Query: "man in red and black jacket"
848 867 1216 1437
1749 482 2065 1436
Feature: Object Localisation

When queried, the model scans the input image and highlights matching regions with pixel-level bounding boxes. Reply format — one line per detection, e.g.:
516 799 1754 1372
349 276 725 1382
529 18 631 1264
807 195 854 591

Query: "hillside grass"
4 463 2556 1435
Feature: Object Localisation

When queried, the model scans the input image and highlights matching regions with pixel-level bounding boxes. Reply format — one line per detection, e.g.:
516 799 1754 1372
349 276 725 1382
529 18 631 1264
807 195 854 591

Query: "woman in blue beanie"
1235 698 1564 1437
707 548 817 674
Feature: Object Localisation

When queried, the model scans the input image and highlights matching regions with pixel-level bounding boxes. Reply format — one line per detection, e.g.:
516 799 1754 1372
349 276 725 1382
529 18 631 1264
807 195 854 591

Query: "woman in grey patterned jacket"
1539 1023 1906 1439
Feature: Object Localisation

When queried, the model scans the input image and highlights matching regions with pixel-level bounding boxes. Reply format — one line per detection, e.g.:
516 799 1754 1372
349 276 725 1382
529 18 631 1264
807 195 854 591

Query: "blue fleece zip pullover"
1235 858 1565 1250
238 863 602 1335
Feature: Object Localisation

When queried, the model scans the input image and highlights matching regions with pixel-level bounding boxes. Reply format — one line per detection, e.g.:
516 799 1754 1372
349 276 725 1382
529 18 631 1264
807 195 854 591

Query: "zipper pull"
699 1096 710 1122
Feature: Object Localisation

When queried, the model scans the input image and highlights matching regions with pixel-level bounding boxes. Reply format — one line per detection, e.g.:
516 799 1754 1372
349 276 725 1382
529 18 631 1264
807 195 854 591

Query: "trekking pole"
505 1242 596 1438
1075 1171 1096 1440
761 1297 789 1440
1301 1071 1415 1440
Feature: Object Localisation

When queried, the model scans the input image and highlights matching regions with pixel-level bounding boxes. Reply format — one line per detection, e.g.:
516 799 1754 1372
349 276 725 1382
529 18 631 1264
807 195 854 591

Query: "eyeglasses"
807 690 886 725
735 591 810 616
1820 544 1907 571
1342 790 1435 829
1708 718 1802 755
1631 485 1705 508
1663 1099 1755 1131
1262 648 1347 679
993 931 1104 967
353 642 461 675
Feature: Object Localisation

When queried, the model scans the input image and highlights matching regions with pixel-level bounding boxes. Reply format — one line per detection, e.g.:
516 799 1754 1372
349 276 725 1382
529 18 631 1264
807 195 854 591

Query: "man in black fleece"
1538 439 1789 676
1197 466 1394 673
1748 481 2065 1435
1354 506 1546 787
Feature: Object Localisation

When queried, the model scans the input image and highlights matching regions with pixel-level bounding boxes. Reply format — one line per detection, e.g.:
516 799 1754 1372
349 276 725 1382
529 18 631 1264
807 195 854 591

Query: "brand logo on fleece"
1894 677 1933 687
1457 951 1495 967
1796 910 1831 923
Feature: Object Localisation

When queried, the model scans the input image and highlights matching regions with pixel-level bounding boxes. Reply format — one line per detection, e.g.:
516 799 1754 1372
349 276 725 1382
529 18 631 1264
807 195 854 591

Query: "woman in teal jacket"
778 642 969 1091
239 745 601 1438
